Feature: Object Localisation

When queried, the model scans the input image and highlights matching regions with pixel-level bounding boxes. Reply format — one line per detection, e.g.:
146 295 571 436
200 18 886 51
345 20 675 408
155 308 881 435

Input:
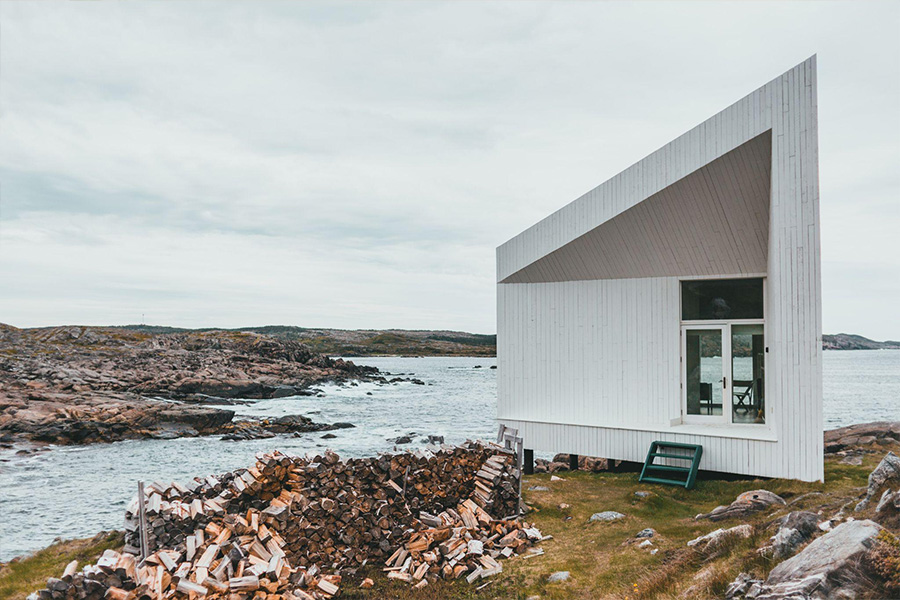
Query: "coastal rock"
840 453 864 466
825 422 900 453
750 520 882 599
855 452 900 511
697 490 785 522
548 453 608 472
770 511 820 559
219 415 340 441
581 456 608 472
589 511 625 523
156 406 235 431
547 571 570 583
725 572 764 599
875 489 900 515
0 325 374 445
687 524 752 550
151 424 199 439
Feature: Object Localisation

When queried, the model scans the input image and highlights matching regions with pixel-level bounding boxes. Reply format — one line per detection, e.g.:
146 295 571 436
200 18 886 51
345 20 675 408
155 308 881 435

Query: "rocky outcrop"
545 453 609 473
218 415 354 441
696 490 786 522
855 452 900 511
769 511 820 560
0 324 374 445
746 520 883 599
589 511 625 523
825 422 900 453
687 524 753 551
0 390 237 444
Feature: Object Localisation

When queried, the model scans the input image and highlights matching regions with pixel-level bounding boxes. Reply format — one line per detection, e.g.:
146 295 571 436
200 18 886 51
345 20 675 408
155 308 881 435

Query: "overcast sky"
1 2 898 338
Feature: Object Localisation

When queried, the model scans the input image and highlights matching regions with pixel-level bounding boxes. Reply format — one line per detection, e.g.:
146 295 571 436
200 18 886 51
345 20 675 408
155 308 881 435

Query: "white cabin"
496 57 823 482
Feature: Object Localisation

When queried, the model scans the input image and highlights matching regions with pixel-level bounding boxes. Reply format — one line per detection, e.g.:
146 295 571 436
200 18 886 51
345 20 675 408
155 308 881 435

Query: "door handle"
723 376 727 389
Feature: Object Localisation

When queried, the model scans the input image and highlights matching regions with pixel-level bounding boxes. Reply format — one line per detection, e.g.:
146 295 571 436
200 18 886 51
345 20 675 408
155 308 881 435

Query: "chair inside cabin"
698 382 722 414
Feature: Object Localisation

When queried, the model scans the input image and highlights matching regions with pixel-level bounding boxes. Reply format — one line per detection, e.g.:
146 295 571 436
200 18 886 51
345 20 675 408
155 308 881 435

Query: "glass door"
682 325 728 423
731 324 765 424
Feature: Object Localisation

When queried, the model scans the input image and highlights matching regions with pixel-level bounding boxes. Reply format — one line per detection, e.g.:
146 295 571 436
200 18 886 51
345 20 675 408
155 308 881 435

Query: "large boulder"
697 490 786 522
750 520 883 599
770 511 820 559
156 406 235 432
855 452 900 511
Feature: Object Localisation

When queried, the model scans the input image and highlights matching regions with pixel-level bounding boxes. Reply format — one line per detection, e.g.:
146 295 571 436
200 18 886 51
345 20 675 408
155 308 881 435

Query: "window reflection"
732 324 765 424
682 278 764 320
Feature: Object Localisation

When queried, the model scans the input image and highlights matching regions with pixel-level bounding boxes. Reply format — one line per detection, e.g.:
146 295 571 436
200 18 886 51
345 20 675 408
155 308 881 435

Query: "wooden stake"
136 481 150 560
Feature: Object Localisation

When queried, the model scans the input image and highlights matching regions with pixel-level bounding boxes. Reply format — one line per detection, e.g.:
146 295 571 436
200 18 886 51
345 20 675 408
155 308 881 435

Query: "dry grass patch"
0 532 124 600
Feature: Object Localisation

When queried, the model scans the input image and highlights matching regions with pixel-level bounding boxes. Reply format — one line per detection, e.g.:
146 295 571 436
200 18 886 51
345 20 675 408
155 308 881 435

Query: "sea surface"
1 351 898 561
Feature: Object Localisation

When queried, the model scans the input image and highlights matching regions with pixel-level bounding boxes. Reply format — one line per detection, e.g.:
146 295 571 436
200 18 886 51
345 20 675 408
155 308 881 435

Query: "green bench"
638 441 703 490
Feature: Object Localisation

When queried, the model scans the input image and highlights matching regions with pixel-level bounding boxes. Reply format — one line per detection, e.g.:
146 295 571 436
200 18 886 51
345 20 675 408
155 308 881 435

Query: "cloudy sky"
1 2 898 338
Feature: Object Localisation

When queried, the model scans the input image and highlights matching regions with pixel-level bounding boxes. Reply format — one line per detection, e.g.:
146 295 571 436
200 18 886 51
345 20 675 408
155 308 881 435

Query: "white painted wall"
497 57 822 482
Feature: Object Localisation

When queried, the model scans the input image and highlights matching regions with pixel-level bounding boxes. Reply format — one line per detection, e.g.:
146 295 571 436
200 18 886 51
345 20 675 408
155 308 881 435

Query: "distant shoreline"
822 333 900 351
4 323 898 355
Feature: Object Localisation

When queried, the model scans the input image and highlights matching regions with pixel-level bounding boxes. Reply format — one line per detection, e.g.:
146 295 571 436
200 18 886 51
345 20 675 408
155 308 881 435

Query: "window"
680 278 766 425
731 324 765 424
681 278 764 321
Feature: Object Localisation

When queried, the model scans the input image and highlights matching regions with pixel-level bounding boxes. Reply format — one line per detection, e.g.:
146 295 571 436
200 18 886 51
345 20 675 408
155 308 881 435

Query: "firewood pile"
29 442 544 600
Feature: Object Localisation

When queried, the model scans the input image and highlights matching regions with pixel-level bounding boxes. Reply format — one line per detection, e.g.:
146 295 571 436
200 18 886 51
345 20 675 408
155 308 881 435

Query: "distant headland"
113 324 498 357
3 324 897 357
822 333 900 351
95 326 900 354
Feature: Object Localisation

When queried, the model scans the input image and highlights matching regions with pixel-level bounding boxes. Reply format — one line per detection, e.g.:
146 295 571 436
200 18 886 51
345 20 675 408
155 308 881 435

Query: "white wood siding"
498 278 681 428
502 131 772 283
497 57 822 482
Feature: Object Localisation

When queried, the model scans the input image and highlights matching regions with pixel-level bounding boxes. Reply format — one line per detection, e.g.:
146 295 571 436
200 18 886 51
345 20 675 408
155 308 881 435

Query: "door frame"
680 319 767 425
681 323 730 424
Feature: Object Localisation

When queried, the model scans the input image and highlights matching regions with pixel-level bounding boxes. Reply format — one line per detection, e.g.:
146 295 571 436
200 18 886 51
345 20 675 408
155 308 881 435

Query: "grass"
0 532 124 600
340 451 877 599
0 452 884 600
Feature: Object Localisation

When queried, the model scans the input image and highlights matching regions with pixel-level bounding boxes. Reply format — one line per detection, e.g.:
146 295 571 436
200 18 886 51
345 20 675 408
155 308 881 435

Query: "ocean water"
1 351 898 560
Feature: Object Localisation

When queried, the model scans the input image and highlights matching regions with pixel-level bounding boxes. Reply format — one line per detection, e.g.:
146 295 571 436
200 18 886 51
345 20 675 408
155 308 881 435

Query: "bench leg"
524 449 534 475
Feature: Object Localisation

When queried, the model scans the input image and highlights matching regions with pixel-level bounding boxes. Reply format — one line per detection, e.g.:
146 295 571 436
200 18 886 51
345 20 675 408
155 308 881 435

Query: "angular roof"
497 57 815 284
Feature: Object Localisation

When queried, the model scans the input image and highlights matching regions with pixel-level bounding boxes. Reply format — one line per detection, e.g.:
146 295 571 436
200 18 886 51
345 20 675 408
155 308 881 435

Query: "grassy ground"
0 532 124 600
0 453 883 600
349 451 876 599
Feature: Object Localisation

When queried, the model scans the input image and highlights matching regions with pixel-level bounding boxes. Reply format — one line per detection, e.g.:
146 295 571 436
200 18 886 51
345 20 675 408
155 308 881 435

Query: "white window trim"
678 277 768 428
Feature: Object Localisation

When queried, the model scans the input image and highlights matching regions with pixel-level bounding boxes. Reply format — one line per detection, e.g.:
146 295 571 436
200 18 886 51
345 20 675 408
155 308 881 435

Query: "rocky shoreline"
6 424 900 599
0 324 385 446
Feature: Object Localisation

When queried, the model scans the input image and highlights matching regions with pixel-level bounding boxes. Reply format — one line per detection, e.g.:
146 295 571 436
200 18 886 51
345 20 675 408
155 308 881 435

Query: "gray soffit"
501 130 772 284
